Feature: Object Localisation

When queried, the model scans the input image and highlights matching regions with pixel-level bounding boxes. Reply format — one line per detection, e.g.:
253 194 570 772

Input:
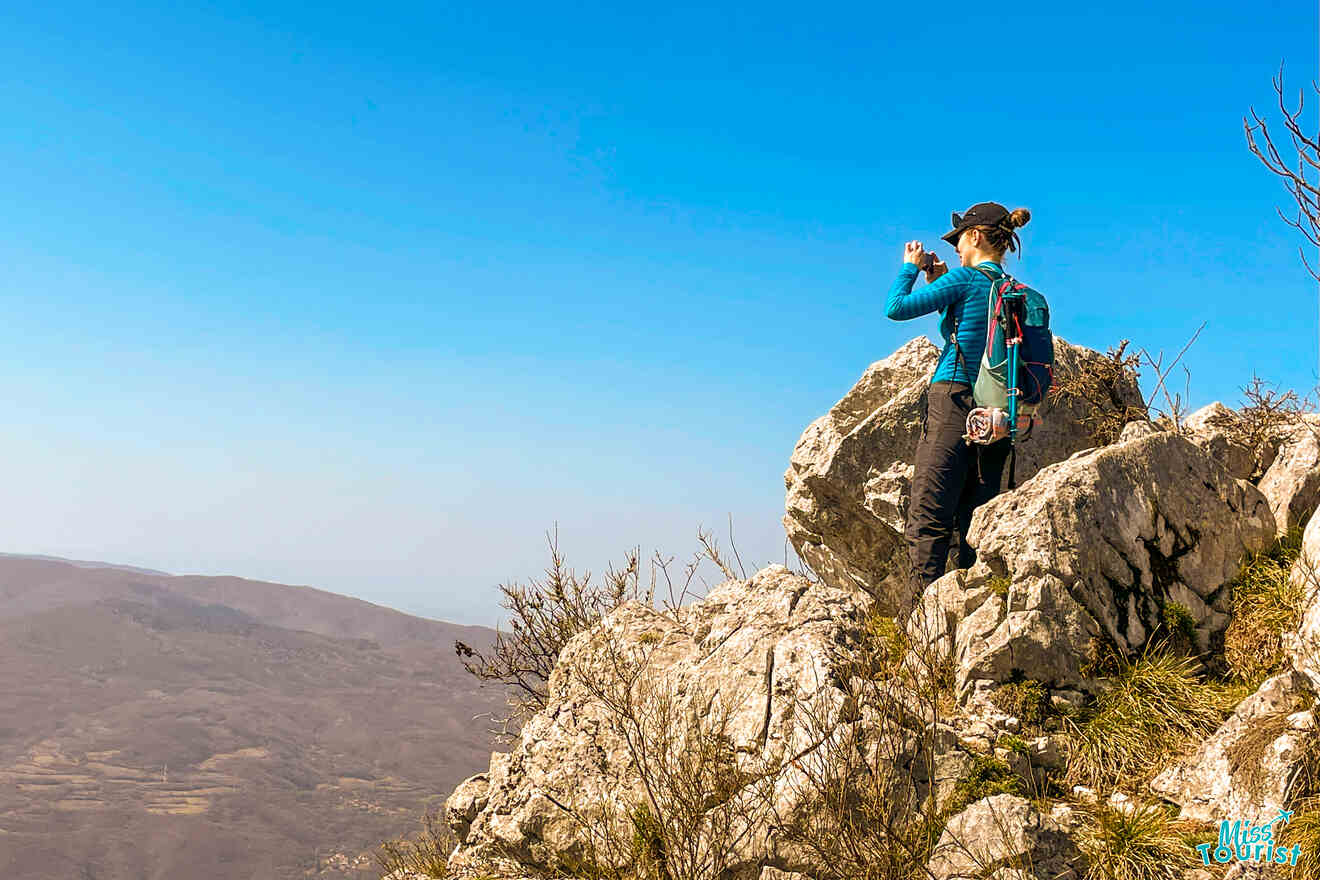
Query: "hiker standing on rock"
886 202 1032 586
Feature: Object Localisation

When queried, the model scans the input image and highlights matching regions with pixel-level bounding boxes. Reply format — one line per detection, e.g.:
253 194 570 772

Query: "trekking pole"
1004 297 1022 443
1007 333 1020 442
1005 295 1024 488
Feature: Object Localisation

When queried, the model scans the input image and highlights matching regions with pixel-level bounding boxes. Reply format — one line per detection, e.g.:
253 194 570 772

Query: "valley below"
0 557 505 880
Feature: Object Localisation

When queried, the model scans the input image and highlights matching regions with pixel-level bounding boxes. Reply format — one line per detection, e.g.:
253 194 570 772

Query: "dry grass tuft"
1223 528 1306 688
1076 801 1198 880
1280 797 1320 880
944 754 1024 817
1063 650 1235 793
989 677 1049 726
1224 712 1293 800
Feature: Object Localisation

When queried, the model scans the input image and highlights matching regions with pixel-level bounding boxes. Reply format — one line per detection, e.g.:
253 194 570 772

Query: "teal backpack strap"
973 264 1010 334
972 263 1009 291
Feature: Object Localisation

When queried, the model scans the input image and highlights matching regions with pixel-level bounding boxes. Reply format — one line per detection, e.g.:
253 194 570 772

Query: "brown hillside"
0 558 506 880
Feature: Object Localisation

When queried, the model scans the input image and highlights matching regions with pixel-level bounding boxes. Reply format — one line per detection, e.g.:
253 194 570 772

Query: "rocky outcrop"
1259 417 1320 536
908 431 1276 701
1149 671 1317 823
925 794 1084 880
441 563 1072 878
783 337 1144 612
445 566 874 879
781 338 936 609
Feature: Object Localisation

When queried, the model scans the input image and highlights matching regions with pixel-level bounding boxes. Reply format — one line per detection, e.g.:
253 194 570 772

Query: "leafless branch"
727 513 747 580
1137 322 1206 431
1245 63 1320 279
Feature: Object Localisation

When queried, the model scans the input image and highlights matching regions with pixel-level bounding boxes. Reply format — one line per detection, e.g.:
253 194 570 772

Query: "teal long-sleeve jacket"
886 260 1003 385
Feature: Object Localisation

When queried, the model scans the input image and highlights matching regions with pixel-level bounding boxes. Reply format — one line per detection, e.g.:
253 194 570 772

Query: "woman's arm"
886 262 972 320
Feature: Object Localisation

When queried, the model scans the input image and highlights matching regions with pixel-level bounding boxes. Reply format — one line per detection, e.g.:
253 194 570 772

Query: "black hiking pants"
905 382 1012 588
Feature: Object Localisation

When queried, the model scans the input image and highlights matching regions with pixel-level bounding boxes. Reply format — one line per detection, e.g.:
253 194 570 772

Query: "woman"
886 201 1032 587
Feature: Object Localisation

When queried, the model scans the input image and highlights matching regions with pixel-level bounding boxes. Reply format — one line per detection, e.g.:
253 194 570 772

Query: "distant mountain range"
0 553 173 576
0 555 508 880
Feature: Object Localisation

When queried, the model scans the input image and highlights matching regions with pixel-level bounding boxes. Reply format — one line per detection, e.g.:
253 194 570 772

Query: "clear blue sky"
0 1 1314 626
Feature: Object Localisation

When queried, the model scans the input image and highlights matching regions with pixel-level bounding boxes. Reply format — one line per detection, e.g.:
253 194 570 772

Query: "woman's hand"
904 241 947 281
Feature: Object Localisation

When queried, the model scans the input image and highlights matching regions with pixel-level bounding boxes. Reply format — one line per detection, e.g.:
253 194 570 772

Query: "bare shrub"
1041 326 1200 439
548 627 782 880
454 527 653 732
772 633 944 879
454 522 764 736
1222 375 1320 479
1234 376 1312 447
1049 326 1211 444
1051 340 1149 445
376 810 454 879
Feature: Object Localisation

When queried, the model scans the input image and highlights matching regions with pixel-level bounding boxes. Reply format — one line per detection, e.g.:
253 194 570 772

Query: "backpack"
970 265 1054 415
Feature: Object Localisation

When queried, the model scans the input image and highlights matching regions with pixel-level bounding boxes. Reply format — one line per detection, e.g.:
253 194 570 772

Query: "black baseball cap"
941 202 1011 246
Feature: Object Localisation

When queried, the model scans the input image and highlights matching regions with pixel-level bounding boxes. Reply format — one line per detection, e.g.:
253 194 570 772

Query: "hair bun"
1009 208 1031 229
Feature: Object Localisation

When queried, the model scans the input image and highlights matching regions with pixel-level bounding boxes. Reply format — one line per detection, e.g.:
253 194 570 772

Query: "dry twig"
1245 64 1320 279
1136 322 1206 432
